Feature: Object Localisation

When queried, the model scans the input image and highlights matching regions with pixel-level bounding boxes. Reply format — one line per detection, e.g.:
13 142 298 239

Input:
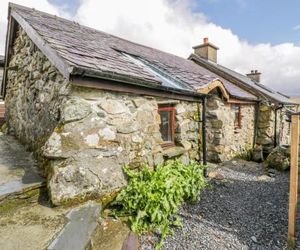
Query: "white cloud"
0 0 299 95
293 25 300 31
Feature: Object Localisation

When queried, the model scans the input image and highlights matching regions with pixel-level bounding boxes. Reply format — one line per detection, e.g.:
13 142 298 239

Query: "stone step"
0 179 45 202
87 218 133 250
0 134 45 209
47 202 101 250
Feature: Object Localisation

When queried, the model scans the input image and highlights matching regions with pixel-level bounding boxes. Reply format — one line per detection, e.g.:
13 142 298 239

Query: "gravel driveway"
141 160 291 250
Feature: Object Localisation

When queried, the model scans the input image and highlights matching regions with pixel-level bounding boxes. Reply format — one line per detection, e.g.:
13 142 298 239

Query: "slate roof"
189 54 294 104
7 3 257 101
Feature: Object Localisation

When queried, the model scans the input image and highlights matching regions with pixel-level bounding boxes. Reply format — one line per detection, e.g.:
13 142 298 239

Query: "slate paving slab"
47 202 101 250
0 134 45 200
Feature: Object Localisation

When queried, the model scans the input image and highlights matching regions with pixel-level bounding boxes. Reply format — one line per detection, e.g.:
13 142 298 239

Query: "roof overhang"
71 75 205 102
1 3 73 98
189 53 297 106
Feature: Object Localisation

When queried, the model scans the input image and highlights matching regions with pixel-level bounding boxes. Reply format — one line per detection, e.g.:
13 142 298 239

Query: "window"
158 106 175 147
232 104 242 129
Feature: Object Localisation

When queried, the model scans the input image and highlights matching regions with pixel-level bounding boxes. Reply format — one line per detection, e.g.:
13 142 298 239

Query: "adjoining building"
189 38 297 159
1 3 297 204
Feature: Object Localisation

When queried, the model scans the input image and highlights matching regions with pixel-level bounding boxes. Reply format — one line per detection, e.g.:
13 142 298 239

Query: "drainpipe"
274 104 283 147
202 96 207 177
253 101 261 146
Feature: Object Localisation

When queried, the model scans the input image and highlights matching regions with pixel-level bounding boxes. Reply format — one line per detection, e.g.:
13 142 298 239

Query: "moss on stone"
54 125 65 134
0 122 8 133
0 188 45 215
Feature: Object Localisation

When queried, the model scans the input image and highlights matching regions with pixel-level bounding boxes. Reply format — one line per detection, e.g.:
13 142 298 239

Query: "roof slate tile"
9 3 257 100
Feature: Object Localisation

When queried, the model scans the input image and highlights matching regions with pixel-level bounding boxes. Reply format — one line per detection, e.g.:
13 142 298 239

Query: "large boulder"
264 146 290 171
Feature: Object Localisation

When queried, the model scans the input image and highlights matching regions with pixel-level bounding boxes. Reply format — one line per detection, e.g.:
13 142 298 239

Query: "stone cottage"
189 39 297 159
1 3 295 204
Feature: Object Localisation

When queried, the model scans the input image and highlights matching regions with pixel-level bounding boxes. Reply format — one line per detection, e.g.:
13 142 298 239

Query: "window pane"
232 104 241 128
159 110 173 142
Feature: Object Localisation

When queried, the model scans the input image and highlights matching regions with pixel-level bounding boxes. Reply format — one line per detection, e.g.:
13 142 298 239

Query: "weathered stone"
208 172 225 180
179 153 190 165
88 219 131 250
265 146 290 171
43 132 63 158
257 175 271 181
61 98 92 124
49 156 126 205
122 232 140 250
163 147 186 158
252 145 264 162
5 28 70 153
180 140 192 151
84 134 100 147
176 104 185 114
98 127 116 141
98 100 128 114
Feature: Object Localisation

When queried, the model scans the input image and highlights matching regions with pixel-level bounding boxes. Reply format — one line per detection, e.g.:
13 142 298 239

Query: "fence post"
288 114 299 247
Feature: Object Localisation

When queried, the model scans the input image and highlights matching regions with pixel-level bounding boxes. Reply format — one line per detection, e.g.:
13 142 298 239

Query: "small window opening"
158 105 176 147
232 104 242 129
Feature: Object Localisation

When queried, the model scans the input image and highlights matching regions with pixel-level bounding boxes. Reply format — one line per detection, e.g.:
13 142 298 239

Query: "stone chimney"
193 37 219 63
246 70 261 83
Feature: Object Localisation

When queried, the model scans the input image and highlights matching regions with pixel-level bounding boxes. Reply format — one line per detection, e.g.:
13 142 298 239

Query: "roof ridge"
189 53 295 104
9 2 190 63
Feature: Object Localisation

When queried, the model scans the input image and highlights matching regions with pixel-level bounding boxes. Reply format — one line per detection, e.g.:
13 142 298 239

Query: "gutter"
72 74 206 101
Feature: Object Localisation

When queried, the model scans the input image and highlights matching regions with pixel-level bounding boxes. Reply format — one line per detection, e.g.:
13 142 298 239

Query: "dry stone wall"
44 87 201 204
206 94 255 162
278 109 291 146
5 28 70 153
256 103 291 155
4 27 201 205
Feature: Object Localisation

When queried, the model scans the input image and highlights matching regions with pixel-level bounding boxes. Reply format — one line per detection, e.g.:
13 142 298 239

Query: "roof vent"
246 70 261 83
192 38 219 63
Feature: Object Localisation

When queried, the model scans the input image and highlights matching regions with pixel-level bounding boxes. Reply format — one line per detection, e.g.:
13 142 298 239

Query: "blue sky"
49 0 300 46
193 0 300 45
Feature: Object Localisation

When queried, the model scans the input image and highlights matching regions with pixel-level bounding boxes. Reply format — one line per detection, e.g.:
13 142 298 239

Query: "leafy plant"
234 146 253 161
112 160 207 248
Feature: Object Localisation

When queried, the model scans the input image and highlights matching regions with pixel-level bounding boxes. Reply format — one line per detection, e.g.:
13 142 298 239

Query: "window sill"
234 127 242 133
162 146 186 158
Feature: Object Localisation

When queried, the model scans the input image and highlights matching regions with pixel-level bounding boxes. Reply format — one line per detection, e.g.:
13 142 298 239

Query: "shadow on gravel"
183 166 290 250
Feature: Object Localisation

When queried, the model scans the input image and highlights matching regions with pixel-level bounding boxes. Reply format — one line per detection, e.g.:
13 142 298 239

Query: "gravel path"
141 160 291 250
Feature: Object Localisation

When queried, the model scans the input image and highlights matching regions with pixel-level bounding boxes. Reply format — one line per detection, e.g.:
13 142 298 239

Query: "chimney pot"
192 37 219 63
246 70 261 82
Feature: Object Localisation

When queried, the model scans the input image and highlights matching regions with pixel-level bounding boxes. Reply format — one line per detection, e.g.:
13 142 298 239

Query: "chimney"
246 70 261 83
193 37 219 63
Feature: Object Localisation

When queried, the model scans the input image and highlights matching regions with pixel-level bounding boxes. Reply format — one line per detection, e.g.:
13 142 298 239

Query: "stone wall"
256 103 274 154
43 87 201 204
5 27 201 205
206 93 255 162
256 104 291 155
5 28 70 153
278 108 291 146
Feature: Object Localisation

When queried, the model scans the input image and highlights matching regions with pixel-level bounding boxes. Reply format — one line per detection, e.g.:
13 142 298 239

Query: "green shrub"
112 160 207 248
234 147 253 161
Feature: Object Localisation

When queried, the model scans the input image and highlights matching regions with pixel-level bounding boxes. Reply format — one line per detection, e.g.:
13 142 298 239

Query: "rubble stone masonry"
5 28 200 205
